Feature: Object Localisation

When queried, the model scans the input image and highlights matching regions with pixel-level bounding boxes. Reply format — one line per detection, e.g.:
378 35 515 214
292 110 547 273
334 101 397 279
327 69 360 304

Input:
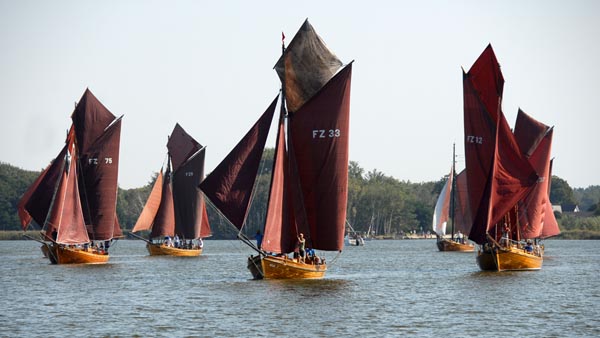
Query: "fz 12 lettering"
466 135 483 144
312 129 341 139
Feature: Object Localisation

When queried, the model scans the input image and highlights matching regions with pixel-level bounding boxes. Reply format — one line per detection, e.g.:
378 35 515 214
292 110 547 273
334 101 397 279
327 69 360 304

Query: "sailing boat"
345 221 365 246
200 19 352 279
463 45 549 271
131 123 211 256
433 145 474 252
18 89 123 264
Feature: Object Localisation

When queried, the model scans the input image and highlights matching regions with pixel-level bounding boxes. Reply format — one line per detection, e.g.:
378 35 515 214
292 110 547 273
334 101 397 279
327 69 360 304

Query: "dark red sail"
167 123 202 172
71 89 117 155
262 113 293 253
18 163 51 230
78 117 122 241
199 97 278 230
288 63 352 251
172 148 208 239
151 166 176 239
514 109 559 238
22 145 69 233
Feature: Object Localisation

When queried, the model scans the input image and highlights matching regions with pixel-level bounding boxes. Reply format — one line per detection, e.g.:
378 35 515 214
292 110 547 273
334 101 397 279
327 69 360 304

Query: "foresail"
288 63 352 251
23 145 69 233
55 147 90 245
151 166 175 238
132 171 164 232
18 164 51 230
199 96 278 230
275 19 343 113
262 113 292 253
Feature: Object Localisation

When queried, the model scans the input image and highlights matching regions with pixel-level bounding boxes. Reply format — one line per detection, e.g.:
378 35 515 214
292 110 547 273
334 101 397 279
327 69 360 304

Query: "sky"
1 0 598 189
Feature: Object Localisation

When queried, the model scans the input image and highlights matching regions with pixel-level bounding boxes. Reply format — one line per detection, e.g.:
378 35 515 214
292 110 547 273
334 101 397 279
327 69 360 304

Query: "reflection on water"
1 239 598 337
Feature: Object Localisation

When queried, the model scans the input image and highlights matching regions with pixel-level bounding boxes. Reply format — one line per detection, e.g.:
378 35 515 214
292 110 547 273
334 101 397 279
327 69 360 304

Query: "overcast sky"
1 0 598 189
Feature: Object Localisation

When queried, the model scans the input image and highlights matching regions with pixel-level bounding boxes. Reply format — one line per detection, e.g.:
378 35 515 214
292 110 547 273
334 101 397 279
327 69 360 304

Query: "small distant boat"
131 124 211 256
345 221 365 246
432 144 474 252
462 45 559 271
201 19 352 279
18 89 123 264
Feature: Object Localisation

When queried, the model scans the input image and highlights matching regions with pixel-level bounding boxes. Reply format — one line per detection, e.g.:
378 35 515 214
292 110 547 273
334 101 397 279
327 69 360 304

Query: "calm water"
1 239 599 337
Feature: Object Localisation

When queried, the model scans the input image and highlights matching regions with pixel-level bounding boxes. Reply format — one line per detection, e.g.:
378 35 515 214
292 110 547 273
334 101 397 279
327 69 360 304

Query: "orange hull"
259 256 327 279
48 244 109 264
436 238 474 252
477 246 542 271
146 243 202 257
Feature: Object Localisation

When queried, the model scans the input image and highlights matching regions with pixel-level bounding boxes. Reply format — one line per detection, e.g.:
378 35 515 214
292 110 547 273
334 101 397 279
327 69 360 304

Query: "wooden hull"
47 244 109 265
146 243 202 257
247 255 327 280
436 238 474 252
477 246 542 271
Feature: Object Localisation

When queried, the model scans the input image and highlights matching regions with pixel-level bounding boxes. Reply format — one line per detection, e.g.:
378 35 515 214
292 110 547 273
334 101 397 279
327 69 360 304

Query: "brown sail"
167 123 202 172
513 109 559 239
288 63 352 251
199 97 279 230
172 148 208 239
78 117 122 241
274 19 343 113
150 166 176 239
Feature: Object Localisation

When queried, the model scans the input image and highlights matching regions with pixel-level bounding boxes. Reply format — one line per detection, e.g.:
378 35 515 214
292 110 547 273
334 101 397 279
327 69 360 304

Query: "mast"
449 143 456 239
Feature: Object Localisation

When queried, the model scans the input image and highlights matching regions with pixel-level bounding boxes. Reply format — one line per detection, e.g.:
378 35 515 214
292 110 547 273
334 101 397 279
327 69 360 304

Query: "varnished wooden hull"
477 246 542 271
47 244 109 264
146 243 202 257
436 238 474 252
247 255 327 280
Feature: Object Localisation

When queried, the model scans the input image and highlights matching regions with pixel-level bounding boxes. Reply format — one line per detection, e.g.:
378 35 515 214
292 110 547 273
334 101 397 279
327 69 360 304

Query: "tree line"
1 157 599 238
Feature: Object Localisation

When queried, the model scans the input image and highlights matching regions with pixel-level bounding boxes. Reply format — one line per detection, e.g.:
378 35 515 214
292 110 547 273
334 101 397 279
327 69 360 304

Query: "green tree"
550 176 576 205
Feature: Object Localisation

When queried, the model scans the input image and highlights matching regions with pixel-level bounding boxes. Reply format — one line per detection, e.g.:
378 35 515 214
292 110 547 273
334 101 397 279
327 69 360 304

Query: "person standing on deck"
297 233 306 263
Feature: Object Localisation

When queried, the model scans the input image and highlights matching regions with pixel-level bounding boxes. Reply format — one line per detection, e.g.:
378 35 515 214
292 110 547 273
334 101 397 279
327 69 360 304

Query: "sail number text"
466 135 483 144
88 157 114 165
312 129 341 139
185 172 194 177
